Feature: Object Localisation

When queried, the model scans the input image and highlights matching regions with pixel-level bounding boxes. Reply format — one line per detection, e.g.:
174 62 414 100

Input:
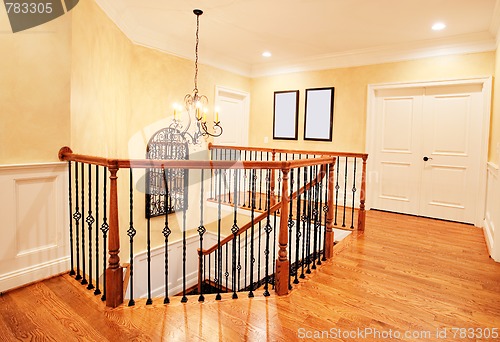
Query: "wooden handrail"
208 143 369 159
59 147 332 170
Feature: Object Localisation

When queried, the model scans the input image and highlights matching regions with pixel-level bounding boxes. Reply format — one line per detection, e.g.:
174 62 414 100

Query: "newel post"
106 161 124 307
357 155 368 232
324 159 336 259
275 167 290 295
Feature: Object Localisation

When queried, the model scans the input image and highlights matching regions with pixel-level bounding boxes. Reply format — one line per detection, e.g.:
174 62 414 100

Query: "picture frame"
273 90 299 140
304 87 335 141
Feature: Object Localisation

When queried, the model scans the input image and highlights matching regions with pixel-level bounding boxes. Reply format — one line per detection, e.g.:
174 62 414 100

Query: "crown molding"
250 32 496 77
490 0 500 46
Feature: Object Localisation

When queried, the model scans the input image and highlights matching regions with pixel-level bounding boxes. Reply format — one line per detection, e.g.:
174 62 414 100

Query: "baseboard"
484 162 499 262
483 217 496 260
0 257 70 293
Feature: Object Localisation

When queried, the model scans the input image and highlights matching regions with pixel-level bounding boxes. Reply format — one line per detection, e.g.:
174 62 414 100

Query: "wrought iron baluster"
244 229 248 290
198 169 206 302
203 254 207 296
208 254 211 295
343 157 348 227
94 165 101 295
210 149 214 199
259 151 263 210
223 159 228 203
306 165 312 275
312 165 319 270
225 243 229 293
258 221 262 287
249 169 256 298
351 158 357 229
243 150 248 208
100 167 109 301
86 164 95 290
237 234 241 292
300 165 307 279
81 163 87 285
263 168 272 297
265 151 270 211
231 169 239 299
272 203 277 290
216 168 222 300
317 166 324 266
68 161 75 276
228 165 232 205
181 167 189 303
247 151 253 208
334 157 340 226
127 169 136 306
288 161 295 290
322 164 330 262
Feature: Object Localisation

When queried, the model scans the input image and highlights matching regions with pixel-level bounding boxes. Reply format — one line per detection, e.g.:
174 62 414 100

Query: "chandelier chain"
194 13 200 94
170 9 222 144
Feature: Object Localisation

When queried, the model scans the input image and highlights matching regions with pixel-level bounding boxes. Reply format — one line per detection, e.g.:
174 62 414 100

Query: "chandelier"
171 9 223 145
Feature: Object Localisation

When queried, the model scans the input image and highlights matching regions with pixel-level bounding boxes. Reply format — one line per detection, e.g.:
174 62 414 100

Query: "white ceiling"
96 0 500 77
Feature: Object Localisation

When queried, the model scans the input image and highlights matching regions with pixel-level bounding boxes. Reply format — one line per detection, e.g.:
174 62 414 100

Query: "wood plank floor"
2 210 500 341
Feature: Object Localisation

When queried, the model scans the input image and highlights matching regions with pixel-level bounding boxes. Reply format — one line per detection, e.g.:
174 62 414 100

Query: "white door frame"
214 85 250 147
366 76 492 227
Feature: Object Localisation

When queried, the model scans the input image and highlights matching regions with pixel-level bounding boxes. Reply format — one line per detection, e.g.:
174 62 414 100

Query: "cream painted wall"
490 48 500 165
250 52 496 156
0 8 71 164
71 0 252 256
71 0 251 160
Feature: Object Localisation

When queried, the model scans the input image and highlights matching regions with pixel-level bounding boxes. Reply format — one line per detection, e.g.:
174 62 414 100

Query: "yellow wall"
71 0 251 159
71 0 252 254
250 52 496 155
491 49 500 165
0 8 71 164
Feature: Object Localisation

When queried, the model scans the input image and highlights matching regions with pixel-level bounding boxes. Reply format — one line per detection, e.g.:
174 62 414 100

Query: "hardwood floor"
1 210 500 341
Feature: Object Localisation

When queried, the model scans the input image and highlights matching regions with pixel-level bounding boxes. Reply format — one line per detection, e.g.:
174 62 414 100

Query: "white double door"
372 83 485 224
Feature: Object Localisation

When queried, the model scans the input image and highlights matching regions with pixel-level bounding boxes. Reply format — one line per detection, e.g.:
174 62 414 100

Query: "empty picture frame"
304 87 335 141
273 90 299 140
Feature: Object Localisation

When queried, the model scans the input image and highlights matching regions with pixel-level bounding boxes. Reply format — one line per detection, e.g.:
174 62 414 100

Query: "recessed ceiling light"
432 22 446 31
262 51 272 57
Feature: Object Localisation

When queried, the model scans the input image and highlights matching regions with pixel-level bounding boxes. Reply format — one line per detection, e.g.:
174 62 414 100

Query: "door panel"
420 84 483 223
214 87 249 147
215 97 243 146
373 88 423 215
372 83 483 224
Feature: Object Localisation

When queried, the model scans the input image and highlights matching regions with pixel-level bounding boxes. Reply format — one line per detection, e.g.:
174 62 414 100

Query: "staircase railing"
208 143 368 231
199 161 330 298
58 145 367 308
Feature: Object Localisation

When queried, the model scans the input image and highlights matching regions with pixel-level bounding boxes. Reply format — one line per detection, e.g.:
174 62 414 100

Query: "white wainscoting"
0 163 69 292
484 162 500 262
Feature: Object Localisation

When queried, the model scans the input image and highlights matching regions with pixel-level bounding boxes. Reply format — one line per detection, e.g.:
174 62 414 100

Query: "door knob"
423 156 433 161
